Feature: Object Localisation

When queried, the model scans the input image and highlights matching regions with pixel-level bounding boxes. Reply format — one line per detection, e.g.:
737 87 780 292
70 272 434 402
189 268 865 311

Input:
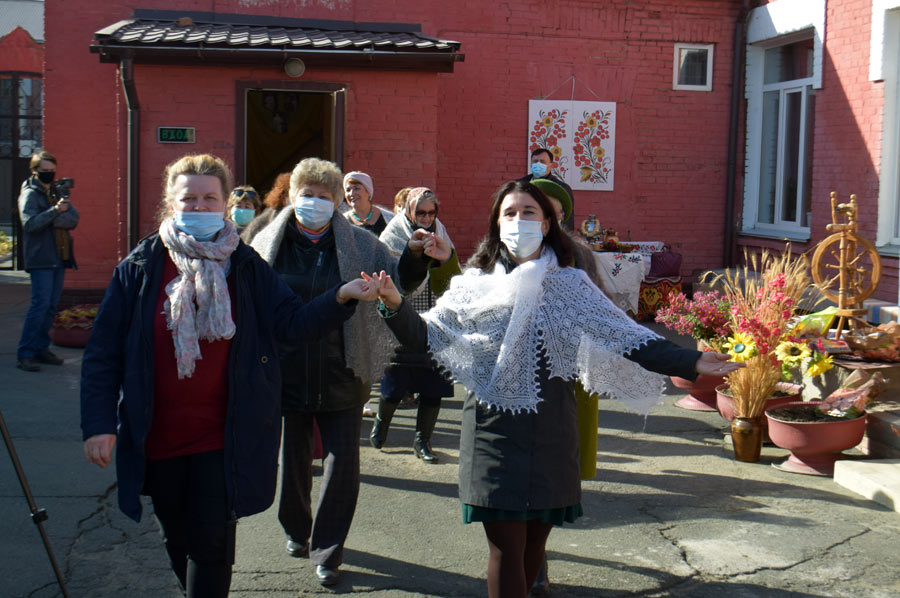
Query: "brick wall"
45 0 745 290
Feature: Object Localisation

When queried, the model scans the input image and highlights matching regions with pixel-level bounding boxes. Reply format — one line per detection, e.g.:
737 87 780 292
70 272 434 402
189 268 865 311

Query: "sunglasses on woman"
233 189 257 199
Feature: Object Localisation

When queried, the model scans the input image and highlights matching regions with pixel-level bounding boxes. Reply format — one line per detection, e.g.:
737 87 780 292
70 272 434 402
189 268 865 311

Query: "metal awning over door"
90 10 464 72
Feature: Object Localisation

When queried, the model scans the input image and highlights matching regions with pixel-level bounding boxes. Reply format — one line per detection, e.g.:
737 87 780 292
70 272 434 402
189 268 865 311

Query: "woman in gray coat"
250 158 450 587
367 180 742 598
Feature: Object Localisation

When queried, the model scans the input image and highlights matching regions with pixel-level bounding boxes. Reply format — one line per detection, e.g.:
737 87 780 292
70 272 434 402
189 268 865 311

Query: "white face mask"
500 219 544 259
293 196 334 229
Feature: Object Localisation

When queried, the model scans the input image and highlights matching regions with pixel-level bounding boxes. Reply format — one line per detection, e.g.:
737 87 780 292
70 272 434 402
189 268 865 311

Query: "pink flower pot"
670 374 724 411
49 326 91 348
715 382 802 443
765 401 867 476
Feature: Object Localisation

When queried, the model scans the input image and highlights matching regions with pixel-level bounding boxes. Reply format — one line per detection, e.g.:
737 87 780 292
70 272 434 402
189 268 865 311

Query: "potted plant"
712 248 818 462
655 290 732 410
765 371 885 476
50 304 99 348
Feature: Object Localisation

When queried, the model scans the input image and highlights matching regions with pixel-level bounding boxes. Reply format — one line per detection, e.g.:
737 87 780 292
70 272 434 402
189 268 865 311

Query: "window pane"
19 118 41 157
780 90 803 223
0 77 13 116
18 77 42 117
678 49 708 86
763 38 814 84
758 90 780 224
0 118 12 158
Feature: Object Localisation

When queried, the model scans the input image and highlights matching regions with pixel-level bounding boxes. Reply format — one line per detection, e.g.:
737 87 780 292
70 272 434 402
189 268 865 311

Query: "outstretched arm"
364 271 429 352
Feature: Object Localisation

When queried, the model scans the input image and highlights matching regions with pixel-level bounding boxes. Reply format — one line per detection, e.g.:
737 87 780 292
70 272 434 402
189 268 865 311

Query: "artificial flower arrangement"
713 248 833 419
654 290 732 352
53 304 99 329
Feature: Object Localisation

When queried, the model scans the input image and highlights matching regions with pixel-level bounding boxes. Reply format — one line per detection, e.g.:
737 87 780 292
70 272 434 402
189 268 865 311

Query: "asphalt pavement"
2 271 899 598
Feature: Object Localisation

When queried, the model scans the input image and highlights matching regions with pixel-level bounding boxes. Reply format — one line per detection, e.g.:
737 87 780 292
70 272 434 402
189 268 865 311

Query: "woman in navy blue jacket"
80 154 378 598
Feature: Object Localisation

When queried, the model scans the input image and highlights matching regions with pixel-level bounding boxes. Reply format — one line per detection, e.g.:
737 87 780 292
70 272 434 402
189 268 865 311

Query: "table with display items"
592 242 681 318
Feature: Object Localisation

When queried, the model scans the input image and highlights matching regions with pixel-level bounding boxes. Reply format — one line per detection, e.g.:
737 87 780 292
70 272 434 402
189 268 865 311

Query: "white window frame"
742 0 825 240
673 43 714 91
872 2 900 249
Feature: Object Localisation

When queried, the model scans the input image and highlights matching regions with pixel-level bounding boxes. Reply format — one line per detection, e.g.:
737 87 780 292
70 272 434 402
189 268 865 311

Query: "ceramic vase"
670 374 724 411
731 416 764 462
765 401 867 476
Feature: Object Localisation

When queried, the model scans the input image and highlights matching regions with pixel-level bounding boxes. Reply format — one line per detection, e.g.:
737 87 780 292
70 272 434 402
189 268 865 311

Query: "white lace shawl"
421 248 667 414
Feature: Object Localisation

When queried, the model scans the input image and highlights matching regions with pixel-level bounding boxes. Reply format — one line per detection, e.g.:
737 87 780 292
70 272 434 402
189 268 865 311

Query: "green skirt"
462 503 583 526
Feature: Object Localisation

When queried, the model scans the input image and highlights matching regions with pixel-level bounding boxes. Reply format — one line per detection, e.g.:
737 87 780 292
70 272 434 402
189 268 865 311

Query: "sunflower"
805 353 834 378
723 331 757 362
775 341 811 366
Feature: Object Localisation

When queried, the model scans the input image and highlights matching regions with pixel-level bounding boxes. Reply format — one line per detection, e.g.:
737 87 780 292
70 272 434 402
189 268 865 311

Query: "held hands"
336 277 380 304
408 230 451 263
84 434 116 469
55 199 70 213
695 352 745 377
361 270 403 310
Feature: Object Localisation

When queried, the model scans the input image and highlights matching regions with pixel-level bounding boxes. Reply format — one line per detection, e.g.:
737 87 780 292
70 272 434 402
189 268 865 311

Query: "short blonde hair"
157 154 233 223
290 158 343 203
394 186 412 214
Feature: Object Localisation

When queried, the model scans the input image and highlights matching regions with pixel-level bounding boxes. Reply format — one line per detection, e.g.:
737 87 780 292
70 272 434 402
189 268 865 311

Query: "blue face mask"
531 162 549 178
174 211 225 241
231 207 256 227
293 196 335 229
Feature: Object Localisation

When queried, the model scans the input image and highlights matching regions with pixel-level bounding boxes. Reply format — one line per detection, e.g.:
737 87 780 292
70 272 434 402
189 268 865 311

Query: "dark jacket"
80 234 356 522
383 259 701 511
18 176 79 270
265 216 428 412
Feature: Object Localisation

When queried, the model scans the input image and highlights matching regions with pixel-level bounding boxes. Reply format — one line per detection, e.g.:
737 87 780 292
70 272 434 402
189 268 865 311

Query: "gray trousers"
278 407 362 568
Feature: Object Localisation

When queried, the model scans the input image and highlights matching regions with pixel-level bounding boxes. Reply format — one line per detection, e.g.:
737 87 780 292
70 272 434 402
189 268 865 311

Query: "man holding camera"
16 151 79 372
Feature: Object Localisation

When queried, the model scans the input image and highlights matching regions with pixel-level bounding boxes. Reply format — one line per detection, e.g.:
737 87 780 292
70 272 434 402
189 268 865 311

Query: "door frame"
234 80 346 184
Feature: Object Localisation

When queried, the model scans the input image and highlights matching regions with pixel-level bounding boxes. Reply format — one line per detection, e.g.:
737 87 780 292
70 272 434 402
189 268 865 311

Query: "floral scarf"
158 218 240 378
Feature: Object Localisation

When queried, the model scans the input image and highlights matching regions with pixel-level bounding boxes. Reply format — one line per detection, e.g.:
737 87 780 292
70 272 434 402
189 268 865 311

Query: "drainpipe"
724 1 753 267
120 57 140 250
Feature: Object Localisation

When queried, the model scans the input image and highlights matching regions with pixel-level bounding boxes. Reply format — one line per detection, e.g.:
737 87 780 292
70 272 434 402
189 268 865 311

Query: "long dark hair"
468 180 574 271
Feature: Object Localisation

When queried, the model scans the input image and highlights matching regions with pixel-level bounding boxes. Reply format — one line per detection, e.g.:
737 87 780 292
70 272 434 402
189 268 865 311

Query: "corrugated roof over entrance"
91 10 464 72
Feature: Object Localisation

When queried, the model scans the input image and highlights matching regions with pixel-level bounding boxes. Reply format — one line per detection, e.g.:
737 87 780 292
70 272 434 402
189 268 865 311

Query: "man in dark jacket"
518 147 575 232
16 151 79 371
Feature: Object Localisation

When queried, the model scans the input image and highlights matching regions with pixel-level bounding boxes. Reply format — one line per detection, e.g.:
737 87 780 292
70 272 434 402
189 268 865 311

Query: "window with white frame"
756 39 815 229
673 43 713 91
742 0 824 240
873 4 900 248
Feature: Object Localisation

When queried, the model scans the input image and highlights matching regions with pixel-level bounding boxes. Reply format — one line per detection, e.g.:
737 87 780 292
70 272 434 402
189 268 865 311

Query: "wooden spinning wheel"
811 192 882 339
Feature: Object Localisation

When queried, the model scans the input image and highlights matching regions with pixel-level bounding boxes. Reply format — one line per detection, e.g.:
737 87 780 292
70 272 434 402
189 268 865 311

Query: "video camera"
51 177 75 199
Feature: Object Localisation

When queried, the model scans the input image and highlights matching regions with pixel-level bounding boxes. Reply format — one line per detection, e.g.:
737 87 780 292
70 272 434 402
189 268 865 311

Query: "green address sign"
157 127 196 143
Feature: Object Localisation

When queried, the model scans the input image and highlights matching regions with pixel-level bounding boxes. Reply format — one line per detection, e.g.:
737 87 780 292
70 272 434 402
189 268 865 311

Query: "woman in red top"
81 154 378 598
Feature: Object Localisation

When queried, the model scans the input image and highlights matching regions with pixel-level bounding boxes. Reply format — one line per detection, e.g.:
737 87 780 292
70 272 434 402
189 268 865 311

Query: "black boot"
413 404 440 463
370 400 398 449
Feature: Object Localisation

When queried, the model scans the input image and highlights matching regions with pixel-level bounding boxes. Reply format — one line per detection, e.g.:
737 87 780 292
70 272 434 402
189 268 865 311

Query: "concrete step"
860 406 900 457
834 459 900 513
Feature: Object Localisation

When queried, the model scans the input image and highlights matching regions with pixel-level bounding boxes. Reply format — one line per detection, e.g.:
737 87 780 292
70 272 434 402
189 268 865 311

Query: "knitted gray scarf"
250 206 408 384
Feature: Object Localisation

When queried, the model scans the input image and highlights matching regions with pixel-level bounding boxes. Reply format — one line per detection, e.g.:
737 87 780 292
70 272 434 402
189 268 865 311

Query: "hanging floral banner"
528 100 616 191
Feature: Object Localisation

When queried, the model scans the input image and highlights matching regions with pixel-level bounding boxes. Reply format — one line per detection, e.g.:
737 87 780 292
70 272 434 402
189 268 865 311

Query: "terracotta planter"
49 326 91 348
670 374 724 411
765 401 867 476
715 382 802 421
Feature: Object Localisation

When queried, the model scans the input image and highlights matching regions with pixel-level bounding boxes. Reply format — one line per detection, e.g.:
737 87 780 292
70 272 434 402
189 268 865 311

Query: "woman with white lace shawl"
373 188 461 462
367 180 742 598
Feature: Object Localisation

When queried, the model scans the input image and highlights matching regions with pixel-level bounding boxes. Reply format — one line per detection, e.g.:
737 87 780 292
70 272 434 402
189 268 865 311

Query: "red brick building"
38 0 900 306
